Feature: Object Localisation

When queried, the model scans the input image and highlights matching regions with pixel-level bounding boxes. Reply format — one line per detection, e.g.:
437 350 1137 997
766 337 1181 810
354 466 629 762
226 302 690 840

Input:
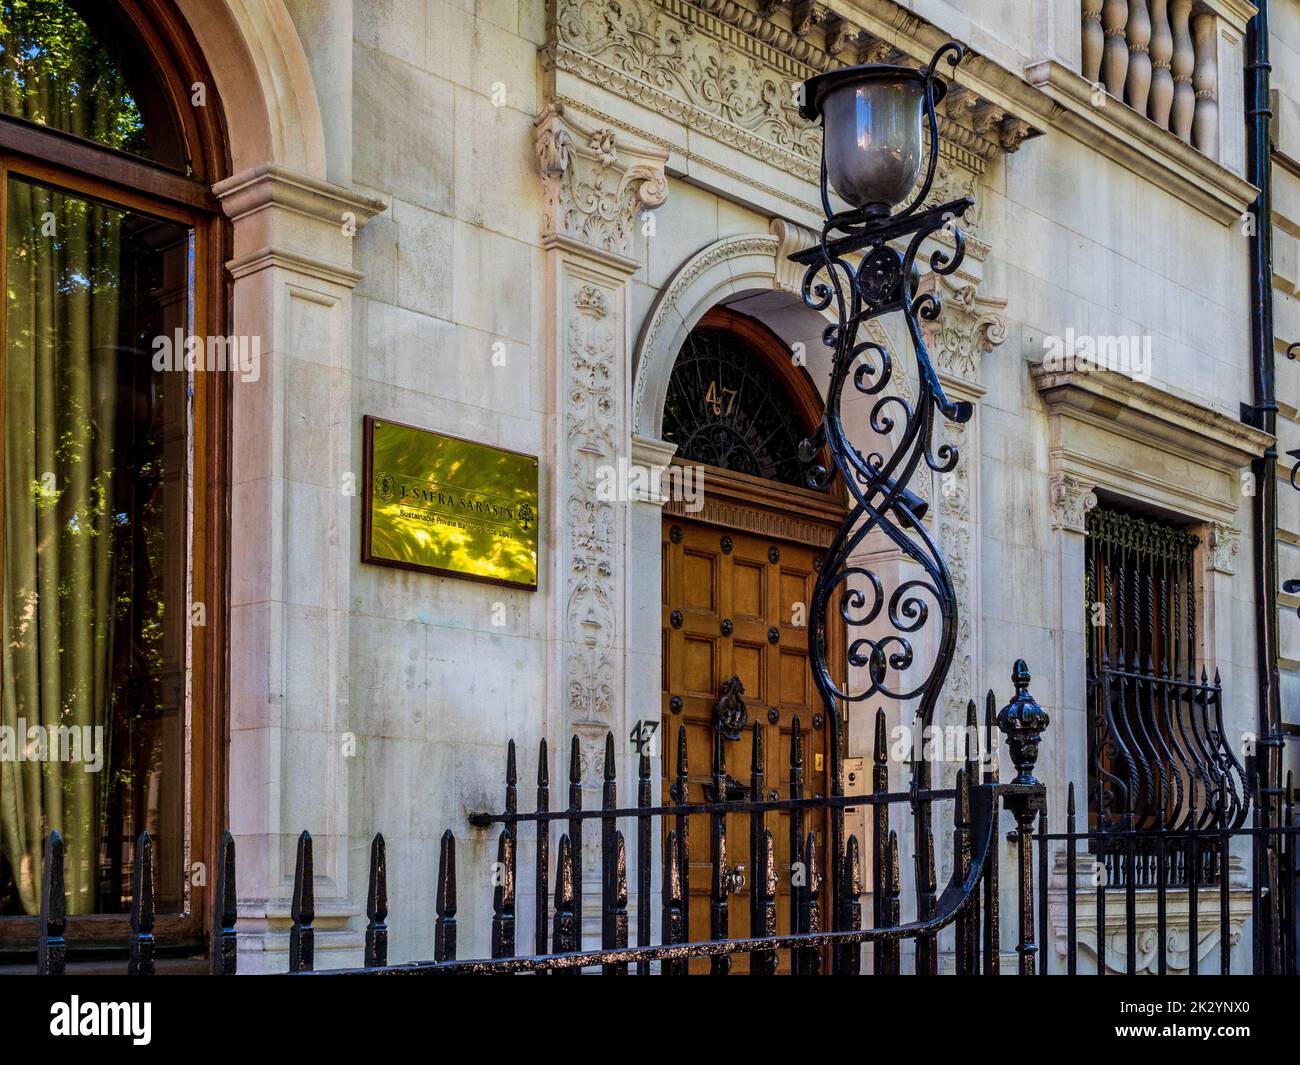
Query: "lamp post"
790 42 974 968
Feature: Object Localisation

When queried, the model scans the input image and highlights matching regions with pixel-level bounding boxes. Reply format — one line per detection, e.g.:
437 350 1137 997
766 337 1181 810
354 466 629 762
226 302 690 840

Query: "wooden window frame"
0 0 229 955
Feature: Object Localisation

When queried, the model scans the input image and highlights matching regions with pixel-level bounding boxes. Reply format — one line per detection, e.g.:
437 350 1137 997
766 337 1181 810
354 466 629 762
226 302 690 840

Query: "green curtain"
2 181 120 915
0 0 138 913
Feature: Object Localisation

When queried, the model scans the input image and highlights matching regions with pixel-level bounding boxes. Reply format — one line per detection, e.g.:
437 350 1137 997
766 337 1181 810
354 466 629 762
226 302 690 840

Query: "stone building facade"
0 0 1296 974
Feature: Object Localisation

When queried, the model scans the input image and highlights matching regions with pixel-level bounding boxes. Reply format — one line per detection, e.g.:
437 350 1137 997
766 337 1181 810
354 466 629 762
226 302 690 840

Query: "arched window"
662 308 824 489
0 0 226 950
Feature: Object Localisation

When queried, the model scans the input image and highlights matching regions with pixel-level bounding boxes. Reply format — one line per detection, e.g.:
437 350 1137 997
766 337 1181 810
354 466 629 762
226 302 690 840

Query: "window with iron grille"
1084 504 1249 884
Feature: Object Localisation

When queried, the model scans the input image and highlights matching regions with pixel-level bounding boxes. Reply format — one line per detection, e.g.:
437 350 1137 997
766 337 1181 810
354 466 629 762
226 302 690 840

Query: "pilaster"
215 163 385 972
535 102 669 942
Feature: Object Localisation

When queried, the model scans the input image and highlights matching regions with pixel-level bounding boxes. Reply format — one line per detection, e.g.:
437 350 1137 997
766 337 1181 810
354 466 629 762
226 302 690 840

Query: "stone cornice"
1024 59 1258 225
1201 0 1260 31
1032 365 1272 473
226 247 365 288
214 163 387 228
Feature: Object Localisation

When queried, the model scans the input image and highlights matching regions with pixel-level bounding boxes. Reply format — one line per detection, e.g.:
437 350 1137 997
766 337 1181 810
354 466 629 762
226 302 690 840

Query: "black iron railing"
22 667 1055 976
1032 776 1297 975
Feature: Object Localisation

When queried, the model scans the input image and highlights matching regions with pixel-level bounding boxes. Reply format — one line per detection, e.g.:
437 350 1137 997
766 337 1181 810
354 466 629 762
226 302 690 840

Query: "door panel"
662 518 836 973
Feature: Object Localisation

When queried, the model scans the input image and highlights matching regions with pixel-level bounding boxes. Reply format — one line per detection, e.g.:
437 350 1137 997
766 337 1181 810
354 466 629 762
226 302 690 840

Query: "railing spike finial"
842 834 863 975
984 689 999 783
603 832 630 974
552 833 577 970
289 830 315 972
884 830 901 974
128 831 156 976
964 698 978 776
1068 780 1076 816
492 828 516 959
365 833 388 968
569 734 582 785
38 830 66 976
535 738 551 958
662 829 686 974
435 829 458 963
604 730 616 782
800 831 822 976
211 830 238 975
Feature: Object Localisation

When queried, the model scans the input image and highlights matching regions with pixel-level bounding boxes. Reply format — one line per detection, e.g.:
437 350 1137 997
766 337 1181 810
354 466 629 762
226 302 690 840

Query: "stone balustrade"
1082 0 1221 161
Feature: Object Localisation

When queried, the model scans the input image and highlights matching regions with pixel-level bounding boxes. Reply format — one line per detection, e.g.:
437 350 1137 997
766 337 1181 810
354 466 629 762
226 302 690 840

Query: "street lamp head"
800 65 946 219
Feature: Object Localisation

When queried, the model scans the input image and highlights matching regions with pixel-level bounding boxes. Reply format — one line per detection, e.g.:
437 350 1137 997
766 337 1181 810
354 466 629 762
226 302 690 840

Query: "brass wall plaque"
363 416 539 589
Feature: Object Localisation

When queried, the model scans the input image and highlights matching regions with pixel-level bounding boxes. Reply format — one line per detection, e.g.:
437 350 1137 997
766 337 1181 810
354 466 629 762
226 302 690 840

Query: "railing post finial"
996 659 1049 788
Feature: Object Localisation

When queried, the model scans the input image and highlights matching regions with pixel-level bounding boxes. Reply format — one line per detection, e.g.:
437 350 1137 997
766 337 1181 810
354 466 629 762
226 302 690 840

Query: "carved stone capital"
1207 522 1242 574
534 102 669 261
1050 473 1098 533
917 271 1008 384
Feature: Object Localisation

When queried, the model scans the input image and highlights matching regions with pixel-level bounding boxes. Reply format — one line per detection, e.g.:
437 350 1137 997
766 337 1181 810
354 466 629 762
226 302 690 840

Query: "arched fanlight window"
0 0 226 949
662 309 824 489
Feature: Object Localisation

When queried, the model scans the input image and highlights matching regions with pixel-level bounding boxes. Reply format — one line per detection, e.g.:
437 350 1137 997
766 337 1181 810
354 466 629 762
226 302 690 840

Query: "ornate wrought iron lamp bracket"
791 39 979 929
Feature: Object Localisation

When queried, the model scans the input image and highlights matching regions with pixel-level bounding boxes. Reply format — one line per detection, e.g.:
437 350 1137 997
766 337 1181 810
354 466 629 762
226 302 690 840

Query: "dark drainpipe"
1244 0 1282 974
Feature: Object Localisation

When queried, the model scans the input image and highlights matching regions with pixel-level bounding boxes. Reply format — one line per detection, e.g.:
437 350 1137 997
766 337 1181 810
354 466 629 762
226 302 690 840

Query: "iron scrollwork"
790 42 974 913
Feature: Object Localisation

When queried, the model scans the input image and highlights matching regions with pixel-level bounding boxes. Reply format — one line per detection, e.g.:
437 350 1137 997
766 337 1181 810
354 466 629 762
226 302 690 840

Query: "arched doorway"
659 305 843 972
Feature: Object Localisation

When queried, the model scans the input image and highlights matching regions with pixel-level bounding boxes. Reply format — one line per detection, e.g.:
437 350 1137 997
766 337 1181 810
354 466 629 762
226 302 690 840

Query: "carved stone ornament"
547 0 1041 200
1050 473 1099 533
917 271 1008 384
534 102 668 259
1207 522 1242 575
565 276 620 728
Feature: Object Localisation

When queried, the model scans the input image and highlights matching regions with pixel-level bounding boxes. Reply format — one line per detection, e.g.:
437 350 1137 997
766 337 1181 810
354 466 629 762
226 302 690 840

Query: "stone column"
534 103 668 943
214 164 386 972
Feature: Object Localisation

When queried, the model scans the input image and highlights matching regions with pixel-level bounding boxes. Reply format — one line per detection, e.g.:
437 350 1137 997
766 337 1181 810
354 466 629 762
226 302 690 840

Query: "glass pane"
1 175 191 916
0 0 187 170
662 327 818 488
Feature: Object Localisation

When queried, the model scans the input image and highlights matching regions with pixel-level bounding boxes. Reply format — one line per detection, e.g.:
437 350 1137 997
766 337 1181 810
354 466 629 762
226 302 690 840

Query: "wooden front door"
661 511 835 973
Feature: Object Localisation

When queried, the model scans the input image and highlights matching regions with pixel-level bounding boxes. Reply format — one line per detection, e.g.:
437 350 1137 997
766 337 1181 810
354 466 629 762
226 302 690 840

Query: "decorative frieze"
546 0 1041 206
